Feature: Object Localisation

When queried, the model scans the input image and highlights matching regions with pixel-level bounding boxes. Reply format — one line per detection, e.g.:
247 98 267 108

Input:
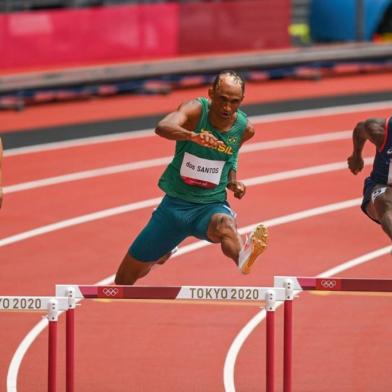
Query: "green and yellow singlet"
158 97 248 203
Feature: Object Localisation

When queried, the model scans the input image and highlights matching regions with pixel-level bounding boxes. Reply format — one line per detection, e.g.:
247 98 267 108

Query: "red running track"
1 73 392 392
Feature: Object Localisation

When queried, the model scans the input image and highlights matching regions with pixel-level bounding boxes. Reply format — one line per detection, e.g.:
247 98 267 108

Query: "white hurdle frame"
56 284 287 392
1 296 75 392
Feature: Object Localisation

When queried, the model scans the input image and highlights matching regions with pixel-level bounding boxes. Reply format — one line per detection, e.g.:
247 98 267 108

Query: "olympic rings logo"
102 287 119 297
320 279 337 289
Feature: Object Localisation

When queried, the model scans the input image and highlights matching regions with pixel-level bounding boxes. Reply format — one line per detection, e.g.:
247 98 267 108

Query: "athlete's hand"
347 154 364 175
227 181 246 199
191 131 225 149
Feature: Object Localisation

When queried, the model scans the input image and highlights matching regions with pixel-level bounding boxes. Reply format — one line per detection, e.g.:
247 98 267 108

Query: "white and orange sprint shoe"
238 224 268 274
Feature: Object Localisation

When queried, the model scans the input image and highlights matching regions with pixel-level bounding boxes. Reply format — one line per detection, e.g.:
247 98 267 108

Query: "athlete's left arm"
227 170 246 200
239 120 255 147
226 121 254 199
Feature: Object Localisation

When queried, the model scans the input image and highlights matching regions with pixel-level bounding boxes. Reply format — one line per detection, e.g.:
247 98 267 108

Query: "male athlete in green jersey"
115 70 268 285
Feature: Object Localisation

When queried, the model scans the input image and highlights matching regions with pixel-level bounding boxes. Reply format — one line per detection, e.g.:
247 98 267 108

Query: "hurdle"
1 295 75 392
56 284 289 392
274 276 392 392
10 277 390 391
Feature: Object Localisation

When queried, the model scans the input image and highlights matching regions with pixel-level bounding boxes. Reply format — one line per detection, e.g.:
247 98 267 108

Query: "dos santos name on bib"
185 161 220 174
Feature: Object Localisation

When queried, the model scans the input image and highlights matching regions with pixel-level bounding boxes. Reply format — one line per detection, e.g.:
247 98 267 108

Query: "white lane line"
317 246 392 277
3 130 352 194
242 130 351 153
243 157 372 187
4 100 391 157
0 198 161 247
4 158 172 194
4 128 156 157
6 196 370 391
223 246 392 392
248 100 392 124
0 158 373 247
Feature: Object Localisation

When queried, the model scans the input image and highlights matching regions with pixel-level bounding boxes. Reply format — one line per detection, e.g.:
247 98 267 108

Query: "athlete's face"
209 76 244 120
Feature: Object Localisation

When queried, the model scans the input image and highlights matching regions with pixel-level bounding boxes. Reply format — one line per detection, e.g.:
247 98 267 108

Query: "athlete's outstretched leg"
115 253 153 285
115 248 177 285
115 196 185 284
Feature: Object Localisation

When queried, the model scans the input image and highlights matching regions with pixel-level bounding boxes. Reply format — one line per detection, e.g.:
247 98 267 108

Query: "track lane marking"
5 195 389 391
7 196 378 392
0 158 373 247
4 100 391 157
3 130 352 194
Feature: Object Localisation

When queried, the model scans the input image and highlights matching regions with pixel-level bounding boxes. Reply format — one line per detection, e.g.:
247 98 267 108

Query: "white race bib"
180 152 225 189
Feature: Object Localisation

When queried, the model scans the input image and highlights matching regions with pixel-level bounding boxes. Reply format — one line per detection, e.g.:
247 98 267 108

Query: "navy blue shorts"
129 195 235 262
361 177 381 224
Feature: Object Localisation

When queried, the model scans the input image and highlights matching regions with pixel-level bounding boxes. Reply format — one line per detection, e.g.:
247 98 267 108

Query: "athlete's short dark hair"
212 70 245 94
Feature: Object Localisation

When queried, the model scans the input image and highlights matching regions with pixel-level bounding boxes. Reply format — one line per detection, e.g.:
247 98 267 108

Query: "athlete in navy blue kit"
347 116 392 241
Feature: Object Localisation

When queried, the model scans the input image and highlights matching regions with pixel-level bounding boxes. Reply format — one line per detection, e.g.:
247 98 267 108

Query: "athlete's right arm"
347 118 385 175
155 100 224 148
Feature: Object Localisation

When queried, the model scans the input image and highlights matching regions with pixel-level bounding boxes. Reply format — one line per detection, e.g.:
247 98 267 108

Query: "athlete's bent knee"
207 213 236 242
